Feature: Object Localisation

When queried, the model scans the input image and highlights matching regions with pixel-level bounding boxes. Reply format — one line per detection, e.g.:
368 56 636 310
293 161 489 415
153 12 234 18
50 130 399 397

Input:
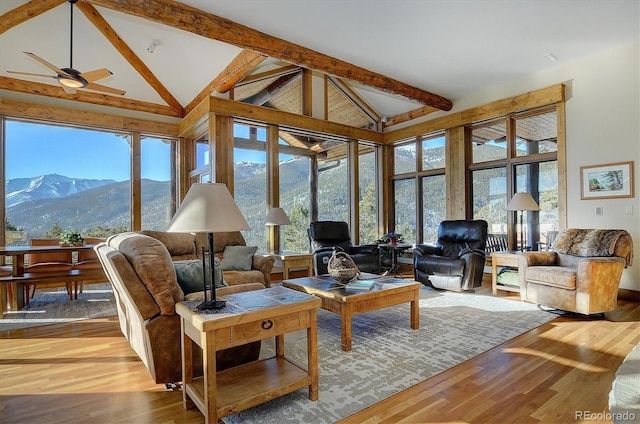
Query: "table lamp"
506 192 540 252
265 207 290 254
167 183 250 310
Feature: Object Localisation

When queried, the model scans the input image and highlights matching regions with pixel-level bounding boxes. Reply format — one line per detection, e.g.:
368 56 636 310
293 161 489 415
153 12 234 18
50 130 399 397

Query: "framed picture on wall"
580 161 634 200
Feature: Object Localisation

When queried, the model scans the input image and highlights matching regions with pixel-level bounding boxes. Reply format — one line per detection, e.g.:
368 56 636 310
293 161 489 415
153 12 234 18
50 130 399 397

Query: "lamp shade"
506 192 540 211
265 207 291 226
167 183 250 233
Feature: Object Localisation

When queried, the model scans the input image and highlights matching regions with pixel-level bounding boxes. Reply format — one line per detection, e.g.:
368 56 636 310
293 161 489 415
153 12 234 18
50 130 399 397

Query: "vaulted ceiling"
0 0 638 129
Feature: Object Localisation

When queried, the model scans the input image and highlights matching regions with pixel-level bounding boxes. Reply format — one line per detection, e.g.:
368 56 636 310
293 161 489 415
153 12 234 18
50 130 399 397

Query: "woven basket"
327 250 360 282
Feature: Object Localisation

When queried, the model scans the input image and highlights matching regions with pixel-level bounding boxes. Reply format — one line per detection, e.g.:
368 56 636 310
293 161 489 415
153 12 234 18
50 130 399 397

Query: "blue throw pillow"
174 258 226 295
221 245 258 271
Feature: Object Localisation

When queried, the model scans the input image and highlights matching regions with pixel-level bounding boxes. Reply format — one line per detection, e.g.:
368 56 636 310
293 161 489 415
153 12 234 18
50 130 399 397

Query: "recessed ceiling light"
544 53 559 62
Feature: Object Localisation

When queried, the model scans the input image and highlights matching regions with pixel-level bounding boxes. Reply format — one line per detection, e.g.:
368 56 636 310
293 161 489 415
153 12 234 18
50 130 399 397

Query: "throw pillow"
221 245 258 271
174 258 227 295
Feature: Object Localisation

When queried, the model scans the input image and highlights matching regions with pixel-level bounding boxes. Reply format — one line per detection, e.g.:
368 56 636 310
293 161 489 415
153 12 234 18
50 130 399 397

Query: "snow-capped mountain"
5 174 115 207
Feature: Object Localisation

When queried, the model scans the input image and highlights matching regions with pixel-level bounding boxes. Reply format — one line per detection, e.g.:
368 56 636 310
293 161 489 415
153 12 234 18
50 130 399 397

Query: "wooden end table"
283 275 421 351
176 287 322 424
490 251 521 296
268 251 314 280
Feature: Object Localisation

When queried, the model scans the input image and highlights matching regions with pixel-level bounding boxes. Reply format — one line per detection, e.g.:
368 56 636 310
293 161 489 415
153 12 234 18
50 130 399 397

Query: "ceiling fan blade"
7 70 57 79
79 68 113 83
85 82 126 96
23 52 69 77
61 85 77 95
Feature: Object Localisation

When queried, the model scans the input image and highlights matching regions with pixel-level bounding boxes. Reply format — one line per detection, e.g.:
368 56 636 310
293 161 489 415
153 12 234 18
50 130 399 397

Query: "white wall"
451 42 640 291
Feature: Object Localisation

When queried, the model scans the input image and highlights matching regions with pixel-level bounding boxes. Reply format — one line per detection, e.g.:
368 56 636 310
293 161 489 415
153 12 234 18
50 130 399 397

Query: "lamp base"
196 300 226 311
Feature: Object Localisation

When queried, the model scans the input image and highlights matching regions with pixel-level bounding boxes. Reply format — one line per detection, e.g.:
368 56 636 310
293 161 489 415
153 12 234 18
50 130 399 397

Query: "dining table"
0 243 106 315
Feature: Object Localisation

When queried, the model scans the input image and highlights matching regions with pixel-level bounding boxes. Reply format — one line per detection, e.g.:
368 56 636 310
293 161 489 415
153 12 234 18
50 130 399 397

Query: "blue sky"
5 120 275 182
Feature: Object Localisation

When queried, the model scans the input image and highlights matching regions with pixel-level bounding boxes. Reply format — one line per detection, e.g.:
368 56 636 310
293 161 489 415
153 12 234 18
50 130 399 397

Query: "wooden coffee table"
282 275 421 351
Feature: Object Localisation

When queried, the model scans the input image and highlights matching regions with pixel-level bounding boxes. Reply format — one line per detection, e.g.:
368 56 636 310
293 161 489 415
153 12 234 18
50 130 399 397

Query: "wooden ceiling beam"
384 105 440 128
76 1 184 116
184 49 266 116
0 76 180 117
83 0 453 111
0 0 66 35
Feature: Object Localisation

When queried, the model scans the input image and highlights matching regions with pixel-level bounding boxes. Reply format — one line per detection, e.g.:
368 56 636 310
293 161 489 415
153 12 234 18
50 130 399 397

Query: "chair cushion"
221 245 258 271
525 265 576 290
174 258 227 294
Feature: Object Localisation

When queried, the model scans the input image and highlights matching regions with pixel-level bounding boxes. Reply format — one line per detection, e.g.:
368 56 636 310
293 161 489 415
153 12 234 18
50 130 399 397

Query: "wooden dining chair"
72 237 106 298
24 238 73 304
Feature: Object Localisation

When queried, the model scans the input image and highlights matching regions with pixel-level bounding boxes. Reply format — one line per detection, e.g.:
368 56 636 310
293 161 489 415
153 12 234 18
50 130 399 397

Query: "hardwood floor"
0 280 638 424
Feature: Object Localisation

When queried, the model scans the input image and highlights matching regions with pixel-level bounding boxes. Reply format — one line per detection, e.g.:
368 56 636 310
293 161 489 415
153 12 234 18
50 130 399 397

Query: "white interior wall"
451 42 640 291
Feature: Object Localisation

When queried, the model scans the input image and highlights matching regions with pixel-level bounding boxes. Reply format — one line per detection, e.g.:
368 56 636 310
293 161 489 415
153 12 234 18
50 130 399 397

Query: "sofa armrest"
252 255 275 285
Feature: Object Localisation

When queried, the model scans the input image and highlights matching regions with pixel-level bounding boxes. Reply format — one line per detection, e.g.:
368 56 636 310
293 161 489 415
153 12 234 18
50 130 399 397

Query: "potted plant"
59 230 84 247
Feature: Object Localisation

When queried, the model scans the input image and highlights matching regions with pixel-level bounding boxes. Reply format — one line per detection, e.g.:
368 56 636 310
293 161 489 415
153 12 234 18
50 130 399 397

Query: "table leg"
181 319 195 411
203 332 218 424
341 304 352 351
307 310 319 400
275 334 285 357
410 289 420 329
491 259 498 296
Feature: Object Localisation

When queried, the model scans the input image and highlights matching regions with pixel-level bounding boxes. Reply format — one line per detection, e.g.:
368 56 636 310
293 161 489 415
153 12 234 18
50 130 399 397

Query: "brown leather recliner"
519 228 633 315
95 232 264 384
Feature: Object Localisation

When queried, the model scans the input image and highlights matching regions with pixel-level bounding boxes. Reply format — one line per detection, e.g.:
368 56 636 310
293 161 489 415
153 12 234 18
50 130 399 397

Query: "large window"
391 134 446 244
470 107 558 250
279 132 311 252
141 137 173 230
359 144 377 244
4 119 132 244
233 123 267 252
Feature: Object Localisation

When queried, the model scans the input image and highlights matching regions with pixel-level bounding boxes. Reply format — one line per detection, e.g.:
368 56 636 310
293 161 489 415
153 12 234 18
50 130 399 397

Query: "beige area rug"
0 283 116 332
223 286 556 423
609 342 640 423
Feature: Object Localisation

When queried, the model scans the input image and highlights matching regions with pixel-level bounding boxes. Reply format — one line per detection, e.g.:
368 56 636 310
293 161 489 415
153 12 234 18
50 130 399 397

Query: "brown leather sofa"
95 232 266 384
519 229 633 315
138 230 274 286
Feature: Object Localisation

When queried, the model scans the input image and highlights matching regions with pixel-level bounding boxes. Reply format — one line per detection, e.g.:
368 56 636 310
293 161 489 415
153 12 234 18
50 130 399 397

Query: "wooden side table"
176 287 321 424
490 251 520 296
269 252 314 279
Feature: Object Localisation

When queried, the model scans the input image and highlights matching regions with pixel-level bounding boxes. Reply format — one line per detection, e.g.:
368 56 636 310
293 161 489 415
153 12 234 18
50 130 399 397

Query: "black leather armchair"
413 220 488 291
308 221 381 275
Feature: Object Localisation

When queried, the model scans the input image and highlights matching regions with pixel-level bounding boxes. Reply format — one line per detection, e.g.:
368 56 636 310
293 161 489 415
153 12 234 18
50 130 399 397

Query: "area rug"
224 286 556 423
0 283 116 331
609 342 640 423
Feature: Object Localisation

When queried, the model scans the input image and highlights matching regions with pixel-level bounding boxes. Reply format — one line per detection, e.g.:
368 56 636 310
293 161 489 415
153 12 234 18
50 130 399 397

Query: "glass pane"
516 111 558 157
515 161 558 250
141 137 172 231
318 156 348 222
233 123 267 252
279 134 311 253
195 137 209 169
394 179 416 244
5 120 131 244
472 167 508 238
472 122 507 163
359 146 377 244
421 174 446 244
394 143 416 174
422 135 446 170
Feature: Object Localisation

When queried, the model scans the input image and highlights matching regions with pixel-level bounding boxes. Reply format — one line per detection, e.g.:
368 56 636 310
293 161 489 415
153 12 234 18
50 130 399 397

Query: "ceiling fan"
6 0 125 96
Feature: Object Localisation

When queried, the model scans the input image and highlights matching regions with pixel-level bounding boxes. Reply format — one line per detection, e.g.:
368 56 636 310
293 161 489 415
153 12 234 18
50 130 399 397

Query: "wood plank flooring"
0 279 638 424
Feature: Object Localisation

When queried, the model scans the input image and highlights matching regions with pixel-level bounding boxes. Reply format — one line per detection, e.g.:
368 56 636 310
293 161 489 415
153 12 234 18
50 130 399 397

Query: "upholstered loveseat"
138 230 274 287
519 228 633 315
95 232 267 384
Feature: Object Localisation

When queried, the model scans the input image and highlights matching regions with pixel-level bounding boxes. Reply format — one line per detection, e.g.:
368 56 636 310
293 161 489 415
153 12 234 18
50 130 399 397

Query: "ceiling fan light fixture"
58 77 85 88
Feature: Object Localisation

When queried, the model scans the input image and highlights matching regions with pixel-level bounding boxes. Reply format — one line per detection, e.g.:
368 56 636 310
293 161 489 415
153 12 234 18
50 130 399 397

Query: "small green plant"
60 230 84 246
